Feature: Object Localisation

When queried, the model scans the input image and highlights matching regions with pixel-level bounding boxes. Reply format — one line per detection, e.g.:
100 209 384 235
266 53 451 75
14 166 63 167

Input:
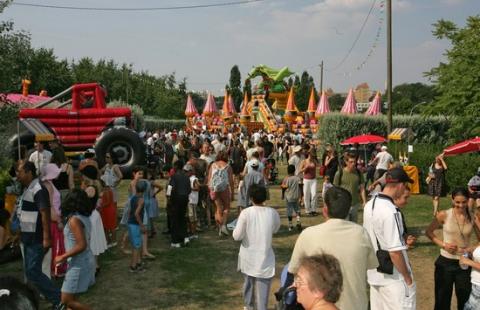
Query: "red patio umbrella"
340 134 387 145
443 137 480 156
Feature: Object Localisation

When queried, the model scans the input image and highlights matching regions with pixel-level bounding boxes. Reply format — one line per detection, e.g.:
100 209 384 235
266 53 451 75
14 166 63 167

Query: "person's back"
288 186 377 310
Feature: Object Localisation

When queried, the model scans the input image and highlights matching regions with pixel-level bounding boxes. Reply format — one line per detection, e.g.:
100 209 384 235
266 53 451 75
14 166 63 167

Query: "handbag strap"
371 196 384 251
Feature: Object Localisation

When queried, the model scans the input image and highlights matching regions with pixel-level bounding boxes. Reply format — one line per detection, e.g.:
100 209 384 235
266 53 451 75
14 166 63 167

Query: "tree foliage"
425 15 480 139
292 71 317 111
0 21 190 119
229 65 242 111
386 83 436 115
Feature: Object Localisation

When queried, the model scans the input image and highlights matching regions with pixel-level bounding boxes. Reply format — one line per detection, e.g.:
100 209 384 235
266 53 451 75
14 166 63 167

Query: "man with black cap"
363 167 416 310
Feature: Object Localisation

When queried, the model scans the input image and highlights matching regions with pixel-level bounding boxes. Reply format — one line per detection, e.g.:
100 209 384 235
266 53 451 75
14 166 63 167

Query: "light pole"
386 0 393 133
409 101 427 116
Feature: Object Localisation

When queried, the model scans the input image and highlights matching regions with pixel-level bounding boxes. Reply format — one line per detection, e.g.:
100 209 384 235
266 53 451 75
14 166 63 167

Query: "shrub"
317 113 452 147
144 116 185 132
398 143 480 195
108 99 145 131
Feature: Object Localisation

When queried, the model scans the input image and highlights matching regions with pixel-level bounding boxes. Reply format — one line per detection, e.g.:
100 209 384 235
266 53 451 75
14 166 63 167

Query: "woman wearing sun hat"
41 163 67 278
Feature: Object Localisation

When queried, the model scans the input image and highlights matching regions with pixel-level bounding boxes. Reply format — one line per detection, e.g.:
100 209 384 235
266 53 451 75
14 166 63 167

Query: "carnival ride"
184 64 383 134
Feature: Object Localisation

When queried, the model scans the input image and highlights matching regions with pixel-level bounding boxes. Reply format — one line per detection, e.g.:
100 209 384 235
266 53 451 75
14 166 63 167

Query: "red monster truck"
11 83 145 176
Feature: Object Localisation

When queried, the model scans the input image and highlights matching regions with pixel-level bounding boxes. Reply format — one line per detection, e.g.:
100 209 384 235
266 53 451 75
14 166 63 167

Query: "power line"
12 0 268 11
325 0 377 72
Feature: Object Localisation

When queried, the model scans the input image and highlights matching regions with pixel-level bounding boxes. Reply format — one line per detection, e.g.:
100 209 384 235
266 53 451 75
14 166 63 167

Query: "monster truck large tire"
95 127 145 178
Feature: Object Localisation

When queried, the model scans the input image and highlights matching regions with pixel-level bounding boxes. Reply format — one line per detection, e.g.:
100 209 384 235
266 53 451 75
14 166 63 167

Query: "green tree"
295 71 316 111
329 93 346 112
425 15 480 139
0 23 32 92
229 65 242 112
383 83 436 115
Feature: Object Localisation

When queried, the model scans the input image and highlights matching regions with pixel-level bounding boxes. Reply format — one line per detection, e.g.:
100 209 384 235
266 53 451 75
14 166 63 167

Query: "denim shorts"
128 224 142 249
286 201 300 217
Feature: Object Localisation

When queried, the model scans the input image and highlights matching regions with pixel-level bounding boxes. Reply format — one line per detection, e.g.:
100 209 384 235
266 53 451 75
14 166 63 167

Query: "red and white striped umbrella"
365 91 382 116
202 93 218 116
341 88 357 114
228 94 237 114
315 91 330 117
185 94 198 117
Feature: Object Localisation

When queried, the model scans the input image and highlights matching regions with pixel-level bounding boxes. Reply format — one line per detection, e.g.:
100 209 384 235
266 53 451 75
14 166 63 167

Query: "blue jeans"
24 243 61 305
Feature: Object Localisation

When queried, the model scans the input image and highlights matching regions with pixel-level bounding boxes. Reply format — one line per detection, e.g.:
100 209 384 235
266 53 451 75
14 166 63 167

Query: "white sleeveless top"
440 208 473 260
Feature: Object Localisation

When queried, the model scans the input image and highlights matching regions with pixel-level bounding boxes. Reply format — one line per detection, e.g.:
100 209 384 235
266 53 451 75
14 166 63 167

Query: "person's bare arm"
54 217 86 264
40 207 51 249
67 164 75 190
389 251 412 285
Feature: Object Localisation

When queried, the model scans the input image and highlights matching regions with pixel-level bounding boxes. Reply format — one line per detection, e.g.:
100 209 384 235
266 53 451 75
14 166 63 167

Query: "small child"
184 164 199 240
120 167 144 254
281 165 302 231
127 180 148 273
322 175 334 204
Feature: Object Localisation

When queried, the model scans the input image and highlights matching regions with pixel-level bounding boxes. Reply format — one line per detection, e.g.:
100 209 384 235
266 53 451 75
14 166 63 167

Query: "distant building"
354 83 371 103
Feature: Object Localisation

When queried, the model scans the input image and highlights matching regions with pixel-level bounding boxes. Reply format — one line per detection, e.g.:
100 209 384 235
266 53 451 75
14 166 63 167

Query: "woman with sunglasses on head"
293 254 343 310
426 187 478 310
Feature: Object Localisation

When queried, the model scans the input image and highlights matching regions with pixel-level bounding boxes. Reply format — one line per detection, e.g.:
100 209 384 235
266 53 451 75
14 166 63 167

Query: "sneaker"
221 225 229 236
170 243 182 248
184 237 191 244
288 226 293 232
53 303 67 310
107 242 118 249
218 227 222 236
189 234 199 240
227 219 238 230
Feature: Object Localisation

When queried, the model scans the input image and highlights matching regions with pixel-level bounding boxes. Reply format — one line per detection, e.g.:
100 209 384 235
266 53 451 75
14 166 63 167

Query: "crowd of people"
0 127 480 310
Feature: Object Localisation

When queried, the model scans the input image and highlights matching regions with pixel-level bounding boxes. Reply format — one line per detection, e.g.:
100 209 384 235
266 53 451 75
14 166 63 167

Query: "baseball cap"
381 146 388 151
385 168 413 184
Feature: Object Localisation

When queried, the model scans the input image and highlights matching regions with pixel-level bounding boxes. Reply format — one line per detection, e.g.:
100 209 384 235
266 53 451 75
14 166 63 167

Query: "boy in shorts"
281 165 302 231
128 180 148 272
184 164 199 241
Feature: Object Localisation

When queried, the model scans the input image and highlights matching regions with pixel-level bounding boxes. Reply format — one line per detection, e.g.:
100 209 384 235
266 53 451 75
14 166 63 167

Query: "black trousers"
434 255 472 310
169 195 188 244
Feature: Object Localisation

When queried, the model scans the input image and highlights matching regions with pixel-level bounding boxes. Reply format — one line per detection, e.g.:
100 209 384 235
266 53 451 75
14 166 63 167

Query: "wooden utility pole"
387 0 393 133
319 61 324 94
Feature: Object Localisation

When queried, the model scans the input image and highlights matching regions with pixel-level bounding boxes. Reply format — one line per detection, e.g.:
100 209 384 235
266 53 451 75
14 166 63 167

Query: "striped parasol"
202 93 218 116
228 94 237 115
365 91 382 116
185 94 198 117
341 88 357 114
222 91 231 117
307 88 317 112
315 91 330 117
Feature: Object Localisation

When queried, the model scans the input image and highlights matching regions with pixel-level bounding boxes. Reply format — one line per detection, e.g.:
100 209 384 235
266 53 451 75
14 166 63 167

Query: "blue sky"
2 0 479 95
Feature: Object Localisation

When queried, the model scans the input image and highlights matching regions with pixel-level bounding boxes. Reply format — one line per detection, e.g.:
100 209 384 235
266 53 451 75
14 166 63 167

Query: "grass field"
0 163 455 310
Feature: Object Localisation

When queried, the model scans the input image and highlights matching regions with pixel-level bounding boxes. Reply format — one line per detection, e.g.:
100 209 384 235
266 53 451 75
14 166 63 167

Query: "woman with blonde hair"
294 254 343 310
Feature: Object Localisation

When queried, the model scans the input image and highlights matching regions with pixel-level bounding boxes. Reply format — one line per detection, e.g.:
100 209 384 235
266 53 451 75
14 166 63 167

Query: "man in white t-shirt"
363 167 416 310
372 145 393 180
28 141 52 176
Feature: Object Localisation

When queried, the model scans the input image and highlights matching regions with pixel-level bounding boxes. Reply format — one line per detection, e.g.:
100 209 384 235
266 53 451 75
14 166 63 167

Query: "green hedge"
144 117 185 132
390 142 480 195
317 113 451 147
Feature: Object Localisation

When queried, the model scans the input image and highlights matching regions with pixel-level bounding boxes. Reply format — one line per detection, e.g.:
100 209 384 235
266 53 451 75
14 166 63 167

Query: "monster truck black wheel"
95 127 145 178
